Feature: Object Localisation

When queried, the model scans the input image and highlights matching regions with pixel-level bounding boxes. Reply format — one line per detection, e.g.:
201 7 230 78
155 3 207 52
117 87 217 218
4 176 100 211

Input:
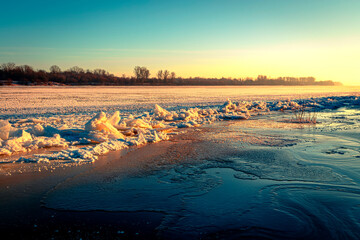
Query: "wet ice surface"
1 86 360 239
41 110 360 239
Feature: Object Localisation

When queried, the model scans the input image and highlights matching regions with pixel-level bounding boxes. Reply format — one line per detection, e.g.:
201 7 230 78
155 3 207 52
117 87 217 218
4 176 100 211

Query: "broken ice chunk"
0 120 11 140
85 112 125 140
126 119 152 129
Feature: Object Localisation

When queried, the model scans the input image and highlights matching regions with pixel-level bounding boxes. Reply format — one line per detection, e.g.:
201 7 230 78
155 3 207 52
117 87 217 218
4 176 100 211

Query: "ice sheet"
0 86 359 164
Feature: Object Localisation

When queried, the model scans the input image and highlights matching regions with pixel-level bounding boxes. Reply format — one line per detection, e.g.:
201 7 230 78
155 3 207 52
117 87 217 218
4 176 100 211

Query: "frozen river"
1 85 359 117
0 86 360 239
39 109 360 239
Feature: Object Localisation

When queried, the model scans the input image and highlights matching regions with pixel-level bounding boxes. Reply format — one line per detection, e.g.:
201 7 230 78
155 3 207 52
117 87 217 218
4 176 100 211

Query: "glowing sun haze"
1 0 359 85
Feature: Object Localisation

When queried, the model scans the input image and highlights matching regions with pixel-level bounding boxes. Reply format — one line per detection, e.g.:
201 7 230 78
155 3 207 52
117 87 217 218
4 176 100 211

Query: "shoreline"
0 126 200 239
1 93 359 167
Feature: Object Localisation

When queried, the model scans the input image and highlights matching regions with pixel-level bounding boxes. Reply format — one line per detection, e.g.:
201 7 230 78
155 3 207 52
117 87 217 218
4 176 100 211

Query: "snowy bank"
0 96 359 163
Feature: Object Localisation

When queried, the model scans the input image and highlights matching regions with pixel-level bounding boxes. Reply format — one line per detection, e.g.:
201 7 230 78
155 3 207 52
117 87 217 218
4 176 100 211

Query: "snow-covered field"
1 86 359 116
0 86 359 166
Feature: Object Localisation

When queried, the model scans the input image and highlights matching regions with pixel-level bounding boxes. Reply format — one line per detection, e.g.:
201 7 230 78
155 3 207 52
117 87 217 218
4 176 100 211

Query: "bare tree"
50 65 61 73
134 66 141 79
1 62 16 71
170 72 176 80
142 67 150 80
163 70 170 80
19 65 34 73
134 66 150 82
94 69 107 75
157 70 163 80
69 66 84 73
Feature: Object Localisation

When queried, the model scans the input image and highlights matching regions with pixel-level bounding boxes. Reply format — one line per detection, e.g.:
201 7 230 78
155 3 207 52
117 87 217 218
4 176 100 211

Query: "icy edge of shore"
0 96 359 163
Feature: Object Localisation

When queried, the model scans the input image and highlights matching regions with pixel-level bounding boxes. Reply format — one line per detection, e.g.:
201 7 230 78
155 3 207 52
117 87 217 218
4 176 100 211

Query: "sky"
0 0 359 85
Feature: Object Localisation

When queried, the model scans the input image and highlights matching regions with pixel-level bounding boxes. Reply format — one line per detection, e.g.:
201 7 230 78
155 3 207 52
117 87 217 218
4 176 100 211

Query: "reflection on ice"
42 111 360 238
1 88 360 238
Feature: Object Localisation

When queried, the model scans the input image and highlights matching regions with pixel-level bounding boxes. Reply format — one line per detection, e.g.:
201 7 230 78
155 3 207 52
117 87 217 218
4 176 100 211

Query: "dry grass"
291 105 317 124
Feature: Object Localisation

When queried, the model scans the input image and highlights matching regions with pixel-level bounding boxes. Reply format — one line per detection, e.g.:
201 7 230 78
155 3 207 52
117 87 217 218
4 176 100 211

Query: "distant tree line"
0 63 341 86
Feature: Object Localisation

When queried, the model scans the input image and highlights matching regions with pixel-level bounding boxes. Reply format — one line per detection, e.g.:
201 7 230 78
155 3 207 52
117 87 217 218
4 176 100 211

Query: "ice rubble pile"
267 96 360 111
1 96 359 163
0 120 67 156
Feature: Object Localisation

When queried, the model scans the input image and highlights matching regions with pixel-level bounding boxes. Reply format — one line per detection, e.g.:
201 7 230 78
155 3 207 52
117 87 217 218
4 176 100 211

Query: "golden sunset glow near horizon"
1 0 360 85
108 37 360 85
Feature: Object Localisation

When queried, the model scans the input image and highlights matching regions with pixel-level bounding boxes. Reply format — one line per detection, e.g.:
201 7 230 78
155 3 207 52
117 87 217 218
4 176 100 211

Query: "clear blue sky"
1 0 359 84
